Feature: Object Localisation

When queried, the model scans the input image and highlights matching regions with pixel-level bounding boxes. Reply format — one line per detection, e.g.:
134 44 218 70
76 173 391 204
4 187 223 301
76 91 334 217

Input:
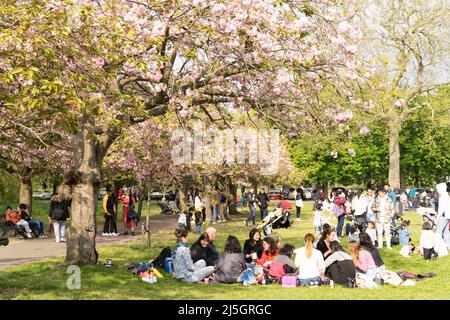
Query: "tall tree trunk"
388 117 402 189
65 126 114 265
137 183 144 221
204 185 212 225
19 175 32 214
228 183 238 215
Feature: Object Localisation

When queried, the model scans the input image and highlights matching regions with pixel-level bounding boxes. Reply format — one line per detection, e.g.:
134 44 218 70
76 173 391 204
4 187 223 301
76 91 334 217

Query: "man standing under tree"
102 187 118 236
372 189 395 250
256 188 270 221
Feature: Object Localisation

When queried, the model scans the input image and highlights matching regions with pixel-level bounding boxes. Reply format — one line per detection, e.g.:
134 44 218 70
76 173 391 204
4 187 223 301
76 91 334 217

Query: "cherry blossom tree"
1 0 361 264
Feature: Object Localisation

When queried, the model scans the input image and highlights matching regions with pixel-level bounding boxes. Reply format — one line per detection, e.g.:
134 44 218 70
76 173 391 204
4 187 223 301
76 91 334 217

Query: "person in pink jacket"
348 241 378 288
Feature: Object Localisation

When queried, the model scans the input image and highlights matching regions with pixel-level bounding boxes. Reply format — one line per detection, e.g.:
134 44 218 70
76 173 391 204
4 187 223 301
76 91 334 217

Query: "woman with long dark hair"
172 229 214 283
212 235 247 283
316 225 337 259
121 188 136 236
256 237 279 266
190 233 210 264
243 228 264 264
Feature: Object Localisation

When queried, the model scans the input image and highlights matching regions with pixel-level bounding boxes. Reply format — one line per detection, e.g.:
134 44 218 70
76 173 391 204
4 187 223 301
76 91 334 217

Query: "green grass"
0 202 449 300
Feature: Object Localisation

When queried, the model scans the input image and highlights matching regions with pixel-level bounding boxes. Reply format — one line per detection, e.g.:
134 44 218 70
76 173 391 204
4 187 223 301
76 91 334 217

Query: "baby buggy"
416 207 438 228
257 208 291 238
158 201 179 215
390 224 401 246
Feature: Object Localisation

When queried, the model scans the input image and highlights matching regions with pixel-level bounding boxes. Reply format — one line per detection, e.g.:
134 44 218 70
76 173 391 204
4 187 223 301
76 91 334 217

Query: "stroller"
257 208 292 238
416 207 438 228
158 201 179 215
390 224 401 246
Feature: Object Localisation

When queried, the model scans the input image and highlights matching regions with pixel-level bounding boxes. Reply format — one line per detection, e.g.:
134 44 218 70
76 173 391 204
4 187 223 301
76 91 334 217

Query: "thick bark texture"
19 175 32 214
388 117 402 189
228 183 238 215
65 126 115 265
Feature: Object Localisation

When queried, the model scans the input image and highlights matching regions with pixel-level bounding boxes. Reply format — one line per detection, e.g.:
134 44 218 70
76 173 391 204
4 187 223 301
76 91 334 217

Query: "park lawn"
0 202 449 300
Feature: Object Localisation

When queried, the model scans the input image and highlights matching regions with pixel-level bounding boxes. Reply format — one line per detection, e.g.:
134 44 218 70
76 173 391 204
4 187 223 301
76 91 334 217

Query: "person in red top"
5 206 33 238
256 237 279 267
121 188 136 236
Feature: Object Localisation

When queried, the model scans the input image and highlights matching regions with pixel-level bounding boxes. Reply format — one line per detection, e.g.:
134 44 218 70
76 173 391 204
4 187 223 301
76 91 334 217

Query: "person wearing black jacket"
190 233 210 263
242 228 264 264
256 188 270 221
205 227 219 266
324 241 356 286
48 193 70 243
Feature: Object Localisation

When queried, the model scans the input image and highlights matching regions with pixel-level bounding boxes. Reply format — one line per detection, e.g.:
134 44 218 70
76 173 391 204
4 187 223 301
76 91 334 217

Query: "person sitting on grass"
294 233 325 287
359 232 385 274
272 244 297 276
19 204 46 238
348 241 378 288
316 225 338 259
190 233 210 264
324 241 356 286
172 229 215 284
256 236 279 267
212 235 247 284
243 228 264 265
205 227 219 266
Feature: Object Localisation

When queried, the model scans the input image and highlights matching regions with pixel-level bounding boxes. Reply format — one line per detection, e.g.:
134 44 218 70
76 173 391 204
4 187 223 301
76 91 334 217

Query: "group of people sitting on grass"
170 223 425 288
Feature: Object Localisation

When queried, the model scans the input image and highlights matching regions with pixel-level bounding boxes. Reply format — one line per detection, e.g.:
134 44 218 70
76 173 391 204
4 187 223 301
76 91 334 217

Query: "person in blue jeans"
245 189 257 227
333 192 347 237
385 184 398 226
19 204 46 238
398 220 412 257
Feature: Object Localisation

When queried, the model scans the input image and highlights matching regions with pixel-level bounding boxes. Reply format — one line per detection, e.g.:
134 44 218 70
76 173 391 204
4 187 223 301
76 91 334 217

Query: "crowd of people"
168 181 449 288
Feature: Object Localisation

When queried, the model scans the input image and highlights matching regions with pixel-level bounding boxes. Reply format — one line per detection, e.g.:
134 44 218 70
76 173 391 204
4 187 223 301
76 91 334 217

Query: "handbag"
47 223 54 234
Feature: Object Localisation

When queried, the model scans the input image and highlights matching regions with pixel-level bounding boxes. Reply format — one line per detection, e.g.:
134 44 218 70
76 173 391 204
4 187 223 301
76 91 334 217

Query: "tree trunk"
19 175 32 214
228 183 238 215
65 127 110 265
137 183 144 221
204 185 212 226
388 117 402 189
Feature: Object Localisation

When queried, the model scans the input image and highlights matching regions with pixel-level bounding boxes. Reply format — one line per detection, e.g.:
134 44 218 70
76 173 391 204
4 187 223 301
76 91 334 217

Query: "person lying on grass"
211 235 247 284
172 228 215 284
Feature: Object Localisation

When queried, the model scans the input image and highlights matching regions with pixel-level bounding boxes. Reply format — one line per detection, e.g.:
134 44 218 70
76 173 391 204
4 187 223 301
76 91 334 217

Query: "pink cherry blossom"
359 126 370 136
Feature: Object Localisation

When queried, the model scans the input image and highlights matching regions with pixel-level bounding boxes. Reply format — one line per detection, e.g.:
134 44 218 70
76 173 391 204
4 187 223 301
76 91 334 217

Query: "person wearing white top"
419 222 436 260
294 233 325 286
435 182 450 250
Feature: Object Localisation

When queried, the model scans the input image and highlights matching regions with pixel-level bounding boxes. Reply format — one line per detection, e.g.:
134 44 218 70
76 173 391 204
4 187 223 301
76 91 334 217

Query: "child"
348 224 360 242
365 221 377 246
177 211 187 231
398 220 412 257
419 222 437 260
194 210 203 234
313 203 327 237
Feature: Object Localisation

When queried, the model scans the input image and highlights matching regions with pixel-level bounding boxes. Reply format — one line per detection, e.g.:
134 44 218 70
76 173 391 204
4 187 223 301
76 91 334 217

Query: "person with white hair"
435 182 450 250
205 227 219 266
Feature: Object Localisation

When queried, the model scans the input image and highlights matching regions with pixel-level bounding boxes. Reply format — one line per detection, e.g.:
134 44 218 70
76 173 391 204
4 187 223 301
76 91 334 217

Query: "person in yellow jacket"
102 187 118 236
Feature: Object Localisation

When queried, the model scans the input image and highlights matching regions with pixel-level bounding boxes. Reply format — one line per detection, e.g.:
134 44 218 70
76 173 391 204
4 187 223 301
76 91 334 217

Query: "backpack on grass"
151 247 172 269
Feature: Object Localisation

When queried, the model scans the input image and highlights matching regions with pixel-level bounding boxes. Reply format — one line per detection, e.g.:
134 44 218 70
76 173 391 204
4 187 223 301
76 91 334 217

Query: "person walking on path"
48 193 70 243
295 187 304 221
121 188 136 236
245 188 257 227
256 188 270 221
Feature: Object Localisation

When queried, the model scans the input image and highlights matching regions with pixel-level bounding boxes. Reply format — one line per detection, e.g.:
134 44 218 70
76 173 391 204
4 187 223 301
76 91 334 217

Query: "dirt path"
0 215 178 270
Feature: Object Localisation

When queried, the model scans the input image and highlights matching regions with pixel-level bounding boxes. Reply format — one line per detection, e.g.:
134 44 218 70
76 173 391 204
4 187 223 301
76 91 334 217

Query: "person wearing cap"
103 187 118 236
372 189 395 249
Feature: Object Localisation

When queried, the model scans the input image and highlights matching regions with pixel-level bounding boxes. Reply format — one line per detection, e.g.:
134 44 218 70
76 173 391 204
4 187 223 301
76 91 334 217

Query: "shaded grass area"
0 202 449 300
